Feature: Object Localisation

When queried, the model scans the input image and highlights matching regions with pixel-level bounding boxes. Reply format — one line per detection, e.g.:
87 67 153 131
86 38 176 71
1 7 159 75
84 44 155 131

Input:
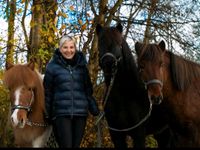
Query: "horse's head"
96 23 123 80
3 61 37 128
135 40 166 105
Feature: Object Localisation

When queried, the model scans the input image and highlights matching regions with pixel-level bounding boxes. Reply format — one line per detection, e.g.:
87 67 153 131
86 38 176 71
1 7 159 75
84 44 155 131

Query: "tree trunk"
6 0 16 64
143 0 158 43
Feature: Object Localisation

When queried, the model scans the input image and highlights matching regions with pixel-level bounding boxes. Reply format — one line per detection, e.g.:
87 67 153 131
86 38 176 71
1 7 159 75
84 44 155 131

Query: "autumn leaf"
78 20 83 25
21 0 26 3
81 23 87 31
16 8 22 14
48 37 53 43
60 24 66 30
69 5 74 11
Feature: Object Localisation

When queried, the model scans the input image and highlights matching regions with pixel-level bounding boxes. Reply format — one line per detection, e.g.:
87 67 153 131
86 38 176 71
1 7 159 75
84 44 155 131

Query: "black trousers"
53 116 87 148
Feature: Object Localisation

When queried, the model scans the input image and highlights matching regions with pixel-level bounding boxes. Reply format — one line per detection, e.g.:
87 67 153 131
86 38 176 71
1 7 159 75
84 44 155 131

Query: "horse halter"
143 79 163 105
144 79 163 90
11 89 34 113
100 52 122 75
96 49 153 131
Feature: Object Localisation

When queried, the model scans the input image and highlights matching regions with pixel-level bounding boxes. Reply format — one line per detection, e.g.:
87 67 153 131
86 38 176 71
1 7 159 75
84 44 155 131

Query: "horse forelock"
138 44 163 64
170 52 200 91
98 26 122 46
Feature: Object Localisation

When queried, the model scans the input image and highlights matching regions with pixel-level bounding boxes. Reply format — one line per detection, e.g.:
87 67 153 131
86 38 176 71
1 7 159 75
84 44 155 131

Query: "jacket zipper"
68 65 74 119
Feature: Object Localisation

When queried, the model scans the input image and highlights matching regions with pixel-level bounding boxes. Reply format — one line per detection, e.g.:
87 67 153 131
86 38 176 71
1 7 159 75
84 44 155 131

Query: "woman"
43 35 99 148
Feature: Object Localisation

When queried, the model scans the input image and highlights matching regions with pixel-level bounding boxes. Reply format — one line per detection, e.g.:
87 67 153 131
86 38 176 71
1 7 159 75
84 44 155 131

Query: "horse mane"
137 44 163 65
170 52 200 91
3 64 45 112
121 38 140 81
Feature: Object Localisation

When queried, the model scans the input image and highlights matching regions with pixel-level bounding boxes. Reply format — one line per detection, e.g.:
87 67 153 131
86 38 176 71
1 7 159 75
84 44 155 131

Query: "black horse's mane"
121 38 141 83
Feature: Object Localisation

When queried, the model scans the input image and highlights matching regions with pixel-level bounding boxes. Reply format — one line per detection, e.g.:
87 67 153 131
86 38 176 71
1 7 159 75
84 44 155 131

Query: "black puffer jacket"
43 49 99 120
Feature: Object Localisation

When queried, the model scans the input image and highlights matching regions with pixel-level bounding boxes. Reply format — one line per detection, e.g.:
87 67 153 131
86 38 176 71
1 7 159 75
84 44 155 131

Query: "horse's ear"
5 61 14 70
116 23 123 33
159 40 166 51
27 61 35 71
135 42 143 56
96 24 102 35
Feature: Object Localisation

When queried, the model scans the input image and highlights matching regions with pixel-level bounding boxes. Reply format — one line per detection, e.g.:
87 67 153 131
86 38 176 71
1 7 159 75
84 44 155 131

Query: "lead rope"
95 68 118 148
95 72 153 132
95 69 117 126
25 90 49 127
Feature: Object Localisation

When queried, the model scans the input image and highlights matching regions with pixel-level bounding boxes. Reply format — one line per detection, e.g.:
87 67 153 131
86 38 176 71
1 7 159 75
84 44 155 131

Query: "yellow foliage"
58 11 68 18
48 36 53 43
21 0 26 3
36 5 41 12
62 13 68 18
78 20 83 25
69 5 74 11
81 24 87 31
16 8 22 14
30 21 35 27
0 72 14 147
145 134 158 148
60 24 66 30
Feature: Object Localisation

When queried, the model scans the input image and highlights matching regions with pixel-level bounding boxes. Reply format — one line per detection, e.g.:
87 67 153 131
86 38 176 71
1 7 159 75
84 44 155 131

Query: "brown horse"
135 40 200 147
3 61 52 147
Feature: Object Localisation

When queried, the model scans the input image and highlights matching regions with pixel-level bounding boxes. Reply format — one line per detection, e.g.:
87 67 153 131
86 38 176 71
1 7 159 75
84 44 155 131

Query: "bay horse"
135 40 200 147
96 23 174 148
3 61 52 147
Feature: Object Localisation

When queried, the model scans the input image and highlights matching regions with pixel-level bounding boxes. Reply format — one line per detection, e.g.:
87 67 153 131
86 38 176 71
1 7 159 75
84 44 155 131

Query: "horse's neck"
118 58 140 85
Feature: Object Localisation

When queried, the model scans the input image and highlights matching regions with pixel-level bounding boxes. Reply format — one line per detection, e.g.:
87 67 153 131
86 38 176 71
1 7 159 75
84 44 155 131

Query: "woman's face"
60 40 76 59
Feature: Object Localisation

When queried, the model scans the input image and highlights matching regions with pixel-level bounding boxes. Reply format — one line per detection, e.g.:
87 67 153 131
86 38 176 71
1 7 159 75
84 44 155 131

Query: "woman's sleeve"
43 68 54 119
85 67 100 116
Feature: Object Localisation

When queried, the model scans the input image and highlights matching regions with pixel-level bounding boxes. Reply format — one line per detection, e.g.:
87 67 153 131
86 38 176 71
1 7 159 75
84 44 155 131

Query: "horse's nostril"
151 95 156 100
159 95 163 100
20 118 24 124
151 95 163 104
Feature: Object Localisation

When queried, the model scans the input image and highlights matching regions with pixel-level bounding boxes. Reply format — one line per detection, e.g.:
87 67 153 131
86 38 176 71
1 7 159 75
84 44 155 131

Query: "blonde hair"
59 35 77 49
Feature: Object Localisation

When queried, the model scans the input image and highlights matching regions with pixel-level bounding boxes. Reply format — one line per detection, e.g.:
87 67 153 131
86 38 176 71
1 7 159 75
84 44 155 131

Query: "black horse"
96 23 174 148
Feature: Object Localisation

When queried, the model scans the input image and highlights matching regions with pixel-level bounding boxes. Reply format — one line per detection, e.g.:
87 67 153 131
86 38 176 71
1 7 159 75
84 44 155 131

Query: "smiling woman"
43 35 99 148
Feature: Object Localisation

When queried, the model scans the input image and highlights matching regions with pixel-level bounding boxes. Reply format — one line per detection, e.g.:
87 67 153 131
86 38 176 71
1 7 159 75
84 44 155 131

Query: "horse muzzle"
148 93 163 105
145 79 163 105
11 110 27 128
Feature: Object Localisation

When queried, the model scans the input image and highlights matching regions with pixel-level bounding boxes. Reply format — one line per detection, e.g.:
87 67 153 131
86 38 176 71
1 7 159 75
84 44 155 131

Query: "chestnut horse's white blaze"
11 87 22 127
11 86 35 128
3 61 52 147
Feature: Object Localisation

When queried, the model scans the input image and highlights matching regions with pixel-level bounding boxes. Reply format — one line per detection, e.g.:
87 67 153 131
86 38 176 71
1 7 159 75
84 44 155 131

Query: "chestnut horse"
135 40 200 147
96 23 174 148
3 61 52 147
